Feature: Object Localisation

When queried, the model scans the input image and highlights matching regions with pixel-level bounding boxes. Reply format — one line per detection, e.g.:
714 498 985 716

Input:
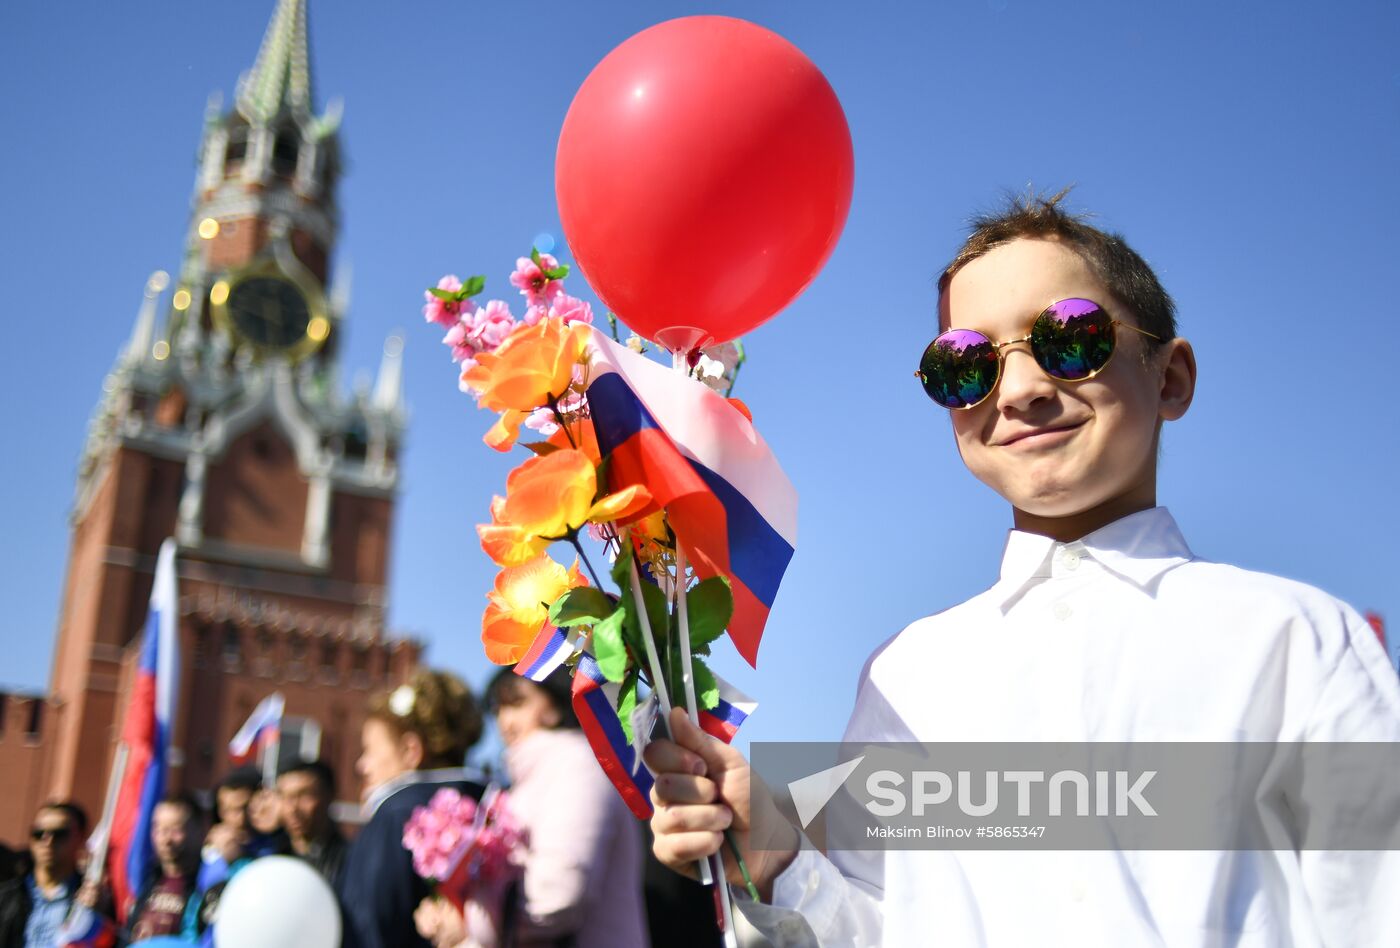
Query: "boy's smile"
938 238 1195 541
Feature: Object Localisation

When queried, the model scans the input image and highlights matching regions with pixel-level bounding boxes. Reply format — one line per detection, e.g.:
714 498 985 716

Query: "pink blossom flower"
424 275 475 328
548 293 593 326
524 407 559 436
523 303 548 327
472 300 517 350
443 300 518 364
510 255 565 308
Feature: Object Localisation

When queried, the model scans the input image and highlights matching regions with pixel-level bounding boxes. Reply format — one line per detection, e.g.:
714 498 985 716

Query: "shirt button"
1063 551 1081 570
1070 879 1087 902
1052 602 1072 621
807 870 821 892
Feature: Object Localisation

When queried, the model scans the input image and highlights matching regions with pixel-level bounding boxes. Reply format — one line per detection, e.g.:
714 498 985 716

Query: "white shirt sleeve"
1293 606 1400 947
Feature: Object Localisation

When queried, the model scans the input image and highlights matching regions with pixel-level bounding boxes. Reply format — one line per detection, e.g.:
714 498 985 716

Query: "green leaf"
691 656 720 711
593 610 629 682
543 264 570 280
608 538 635 590
530 247 543 266
617 671 639 744
549 588 616 628
427 287 456 301
461 275 486 297
521 441 561 457
684 577 733 649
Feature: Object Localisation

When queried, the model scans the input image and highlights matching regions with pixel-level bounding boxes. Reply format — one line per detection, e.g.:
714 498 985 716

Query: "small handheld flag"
571 653 655 818
584 330 798 667
228 692 285 765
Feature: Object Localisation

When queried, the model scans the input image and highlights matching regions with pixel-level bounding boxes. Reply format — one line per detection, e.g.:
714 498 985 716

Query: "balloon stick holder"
654 326 712 360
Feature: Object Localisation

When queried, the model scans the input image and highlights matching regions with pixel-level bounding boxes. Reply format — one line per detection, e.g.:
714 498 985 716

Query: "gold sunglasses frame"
914 298 1163 410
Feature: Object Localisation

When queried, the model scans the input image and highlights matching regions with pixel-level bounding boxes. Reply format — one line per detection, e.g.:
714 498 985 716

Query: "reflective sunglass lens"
1032 298 1115 380
919 329 999 409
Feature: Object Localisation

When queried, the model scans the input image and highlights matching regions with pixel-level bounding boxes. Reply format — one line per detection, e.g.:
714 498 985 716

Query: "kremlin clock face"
227 277 312 350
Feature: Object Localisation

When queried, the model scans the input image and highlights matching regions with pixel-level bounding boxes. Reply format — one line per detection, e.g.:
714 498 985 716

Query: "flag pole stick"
666 349 739 947
261 693 284 789
627 552 736 945
86 742 130 888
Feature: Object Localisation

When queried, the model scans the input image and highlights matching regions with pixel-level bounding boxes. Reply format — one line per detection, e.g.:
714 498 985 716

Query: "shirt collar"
25 872 78 903
993 506 1193 609
361 765 488 819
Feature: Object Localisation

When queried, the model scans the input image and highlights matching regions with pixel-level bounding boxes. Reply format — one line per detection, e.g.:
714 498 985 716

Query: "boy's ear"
1157 337 1196 421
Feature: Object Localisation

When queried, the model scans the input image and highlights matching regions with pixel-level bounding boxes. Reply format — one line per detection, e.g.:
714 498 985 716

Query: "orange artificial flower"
484 409 530 452
460 317 592 414
477 448 652 566
481 555 587 665
546 414 601 466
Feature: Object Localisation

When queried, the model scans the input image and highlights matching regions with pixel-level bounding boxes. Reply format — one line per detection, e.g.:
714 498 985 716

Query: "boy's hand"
644 707 801 901
204 823 246 864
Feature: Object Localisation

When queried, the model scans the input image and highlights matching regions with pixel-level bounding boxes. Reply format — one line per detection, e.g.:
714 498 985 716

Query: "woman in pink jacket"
417 667 648 948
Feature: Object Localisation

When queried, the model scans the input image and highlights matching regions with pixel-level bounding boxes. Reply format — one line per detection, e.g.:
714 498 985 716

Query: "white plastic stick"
668 350 737 948
628 554 673 722
674 543 700 721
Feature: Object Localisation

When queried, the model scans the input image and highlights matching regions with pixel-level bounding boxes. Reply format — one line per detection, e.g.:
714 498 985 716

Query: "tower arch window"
222 625 242 670
272 129 299 177
224 124 250 177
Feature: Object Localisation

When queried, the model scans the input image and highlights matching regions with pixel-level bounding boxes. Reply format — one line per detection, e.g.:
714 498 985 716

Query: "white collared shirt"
769 507 1400 947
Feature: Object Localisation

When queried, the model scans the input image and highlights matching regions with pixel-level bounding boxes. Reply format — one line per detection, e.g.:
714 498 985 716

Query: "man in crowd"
276 758 348 887
123 793 204 944
188 767 289 942
0 801 90 948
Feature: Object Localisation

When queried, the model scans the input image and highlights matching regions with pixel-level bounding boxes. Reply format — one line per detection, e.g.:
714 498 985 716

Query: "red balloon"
555 16 854 351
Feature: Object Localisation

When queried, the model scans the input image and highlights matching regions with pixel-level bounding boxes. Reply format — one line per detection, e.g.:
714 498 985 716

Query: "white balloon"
213 855 341 948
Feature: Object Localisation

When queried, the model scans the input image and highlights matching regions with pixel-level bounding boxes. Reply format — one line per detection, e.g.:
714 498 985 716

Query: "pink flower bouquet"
402 786 526 913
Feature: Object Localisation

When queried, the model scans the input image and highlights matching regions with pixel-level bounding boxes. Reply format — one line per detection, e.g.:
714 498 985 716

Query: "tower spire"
237 0 314 123
125 271 169 365
373 335 405 414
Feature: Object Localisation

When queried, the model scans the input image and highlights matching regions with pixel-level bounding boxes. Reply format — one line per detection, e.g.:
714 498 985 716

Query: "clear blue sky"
2 1 1397 756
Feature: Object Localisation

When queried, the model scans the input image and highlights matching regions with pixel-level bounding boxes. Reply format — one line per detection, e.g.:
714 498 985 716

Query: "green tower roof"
237 0 315 124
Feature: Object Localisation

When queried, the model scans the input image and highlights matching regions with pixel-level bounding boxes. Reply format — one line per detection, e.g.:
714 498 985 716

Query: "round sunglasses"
915 298 1162 410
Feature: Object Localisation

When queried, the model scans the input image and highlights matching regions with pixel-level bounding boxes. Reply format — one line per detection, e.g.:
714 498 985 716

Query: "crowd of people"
0 667 719 947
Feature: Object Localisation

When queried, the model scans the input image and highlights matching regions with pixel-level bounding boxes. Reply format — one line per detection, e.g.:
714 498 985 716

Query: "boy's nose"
994 345 1058 413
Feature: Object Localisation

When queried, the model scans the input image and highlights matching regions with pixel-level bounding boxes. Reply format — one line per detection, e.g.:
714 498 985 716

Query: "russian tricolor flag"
698 675 758 744
107 538 179 923
57 904 116 948
571 652 655 819
228 692 285 765
513 625 575 682
584 330 798 667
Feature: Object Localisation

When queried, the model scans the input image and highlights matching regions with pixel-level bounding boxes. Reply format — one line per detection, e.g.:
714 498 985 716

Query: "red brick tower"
34 0 419 835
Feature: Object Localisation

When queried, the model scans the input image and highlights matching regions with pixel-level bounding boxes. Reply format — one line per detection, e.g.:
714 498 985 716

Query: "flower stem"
724 830 761 902
549 398 578 449
568 533 605 590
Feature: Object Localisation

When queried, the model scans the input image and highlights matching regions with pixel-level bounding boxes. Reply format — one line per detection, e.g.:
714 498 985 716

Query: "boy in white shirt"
643 191 1400 946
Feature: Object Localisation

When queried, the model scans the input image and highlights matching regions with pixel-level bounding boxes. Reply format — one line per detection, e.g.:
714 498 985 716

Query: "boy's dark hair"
277 757 336 798
159 790 206 824
37 800 89 837
217 766 263 796
938 187 1178 348
485 666 579 730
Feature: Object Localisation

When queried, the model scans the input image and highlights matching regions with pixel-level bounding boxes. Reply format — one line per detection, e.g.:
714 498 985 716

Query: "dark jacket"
0 877 32 948
298 829 349 890
338 770 487 948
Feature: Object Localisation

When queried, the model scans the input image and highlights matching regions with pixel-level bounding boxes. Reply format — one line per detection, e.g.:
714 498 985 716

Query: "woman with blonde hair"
340 668 488 948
